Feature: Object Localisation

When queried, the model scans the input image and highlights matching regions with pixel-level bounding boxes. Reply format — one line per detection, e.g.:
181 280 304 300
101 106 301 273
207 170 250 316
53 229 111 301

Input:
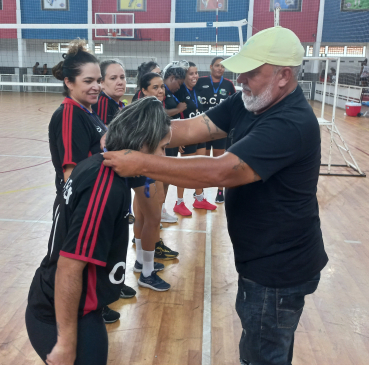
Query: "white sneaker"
161 210 178 223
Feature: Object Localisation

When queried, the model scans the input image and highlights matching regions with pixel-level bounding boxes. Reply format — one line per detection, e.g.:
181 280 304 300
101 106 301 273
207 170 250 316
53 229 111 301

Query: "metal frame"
307 56 366 177
95 13 135 39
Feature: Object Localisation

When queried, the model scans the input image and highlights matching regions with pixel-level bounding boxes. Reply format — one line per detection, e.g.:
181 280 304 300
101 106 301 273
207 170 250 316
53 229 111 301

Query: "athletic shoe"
138 271 170 291
215 189 225 204
102 306 120 324
161 210 178 223
133 260 165 273
128 214 135 224
155 238 179 260
173 202 192 216
193 198 217 210
119 284 136 299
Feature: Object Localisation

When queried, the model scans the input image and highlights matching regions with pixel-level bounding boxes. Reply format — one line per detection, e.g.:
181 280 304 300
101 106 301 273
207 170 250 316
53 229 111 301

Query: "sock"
135 238 143 264
162 203 166 213
142 250 155 277
195 192 204 202
177 198 184 205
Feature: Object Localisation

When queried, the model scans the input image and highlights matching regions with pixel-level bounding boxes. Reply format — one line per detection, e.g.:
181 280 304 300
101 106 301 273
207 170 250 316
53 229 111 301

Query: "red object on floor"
345 102 361 117
173 202 192 216
193 198 217 211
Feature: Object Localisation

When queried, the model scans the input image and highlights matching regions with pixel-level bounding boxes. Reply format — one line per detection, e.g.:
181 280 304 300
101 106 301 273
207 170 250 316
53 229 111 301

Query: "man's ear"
278 67 293 88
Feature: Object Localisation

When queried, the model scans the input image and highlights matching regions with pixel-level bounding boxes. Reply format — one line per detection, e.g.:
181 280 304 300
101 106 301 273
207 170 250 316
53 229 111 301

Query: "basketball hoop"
109 30 117 45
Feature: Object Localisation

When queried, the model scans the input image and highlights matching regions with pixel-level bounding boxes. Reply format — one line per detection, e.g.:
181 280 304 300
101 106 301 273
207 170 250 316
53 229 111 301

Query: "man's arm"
169 114 227 147
104 150 260 189
46 256 86 365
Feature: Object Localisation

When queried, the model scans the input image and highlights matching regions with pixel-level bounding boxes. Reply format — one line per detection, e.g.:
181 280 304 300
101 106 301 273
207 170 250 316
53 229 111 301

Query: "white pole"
313 0 325 74
88 0 94 54
274 7 280 27
321 59 329 119
169 0 176 62
247 0 254 40
15 0 23 68
238 26 243 48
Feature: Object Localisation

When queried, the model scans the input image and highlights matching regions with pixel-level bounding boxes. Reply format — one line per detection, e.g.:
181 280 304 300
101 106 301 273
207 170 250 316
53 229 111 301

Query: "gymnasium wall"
0 0 17 39
20 0 88 40
322 1 369 43
252 0 320 43
175 0 248 42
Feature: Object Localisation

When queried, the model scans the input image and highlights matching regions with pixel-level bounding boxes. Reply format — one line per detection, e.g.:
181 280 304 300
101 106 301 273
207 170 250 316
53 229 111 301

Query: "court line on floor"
0 182 54 195
0 218 52 224
202 210 212 365
161 227 206 233
0 154 50 159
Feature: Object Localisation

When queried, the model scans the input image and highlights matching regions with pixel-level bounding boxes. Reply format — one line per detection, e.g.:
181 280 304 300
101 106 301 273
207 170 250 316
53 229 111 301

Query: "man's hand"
46 342 76 365
177 102 187 113
103 149 145 177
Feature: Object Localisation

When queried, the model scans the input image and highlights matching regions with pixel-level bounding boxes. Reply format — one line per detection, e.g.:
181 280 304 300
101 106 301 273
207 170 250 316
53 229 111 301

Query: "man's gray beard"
241 82 274 113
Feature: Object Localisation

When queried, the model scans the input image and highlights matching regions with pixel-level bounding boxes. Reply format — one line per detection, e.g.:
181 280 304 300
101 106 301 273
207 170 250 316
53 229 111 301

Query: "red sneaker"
173 202 192 216
193 198 217 210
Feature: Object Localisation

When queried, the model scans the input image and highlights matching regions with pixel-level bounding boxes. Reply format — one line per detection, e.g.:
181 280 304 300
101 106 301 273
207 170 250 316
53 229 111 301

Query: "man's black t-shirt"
206 86 328 288
92 92 123 126
49 98 107 194
196 76 236 112
174 84 203 119
28 154 146 324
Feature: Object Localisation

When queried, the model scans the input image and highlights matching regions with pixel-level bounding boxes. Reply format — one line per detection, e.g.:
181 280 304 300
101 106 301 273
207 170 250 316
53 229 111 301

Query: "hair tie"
62 53 68 60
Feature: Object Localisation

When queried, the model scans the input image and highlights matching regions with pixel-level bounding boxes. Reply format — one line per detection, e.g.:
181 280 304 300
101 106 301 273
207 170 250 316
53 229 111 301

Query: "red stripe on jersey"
83 263 98 316
88 151 92 157
62 104 73 166
88 169 114 259
75 163 105 255
104 98 108 125
60 251 106 267
81 167 109 257
97 97 102 116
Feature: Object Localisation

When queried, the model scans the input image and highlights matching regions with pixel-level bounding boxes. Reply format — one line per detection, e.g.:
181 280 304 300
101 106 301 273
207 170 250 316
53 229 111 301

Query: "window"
179 44 240 56
306 45 366 58
44 42 103 54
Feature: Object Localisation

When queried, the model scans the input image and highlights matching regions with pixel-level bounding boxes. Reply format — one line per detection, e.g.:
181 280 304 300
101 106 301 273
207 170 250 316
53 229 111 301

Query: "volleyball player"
132 72 180 262
49 40 123 323
174 62 217 215
131 61 161 102
196 57 236 203
26 97 171 365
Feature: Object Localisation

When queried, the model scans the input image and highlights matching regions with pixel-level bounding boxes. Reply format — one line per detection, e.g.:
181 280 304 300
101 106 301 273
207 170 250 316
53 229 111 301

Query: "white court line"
202 210 212 365
161 227 206 234
0 154 50 159
0 218 52 224
344 240 362 244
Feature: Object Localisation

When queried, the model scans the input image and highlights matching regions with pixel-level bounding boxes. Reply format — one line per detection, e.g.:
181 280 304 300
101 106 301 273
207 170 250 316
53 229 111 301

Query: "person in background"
196 57 236 203
26 97 172 365
132 61 161 102
319 69 326 82
360 58 368 87
330 67 336 83
49 39 120 324
42 64 48 75
174 61 217 216
32 62 40 75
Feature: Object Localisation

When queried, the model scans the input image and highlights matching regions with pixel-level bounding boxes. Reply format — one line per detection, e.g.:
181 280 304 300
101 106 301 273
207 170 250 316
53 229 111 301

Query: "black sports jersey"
92 92 124 126
49 97 107 194
164 86 181 120
195 76 236 112
131 90 143 103
174 84 203 119
27 154 145 324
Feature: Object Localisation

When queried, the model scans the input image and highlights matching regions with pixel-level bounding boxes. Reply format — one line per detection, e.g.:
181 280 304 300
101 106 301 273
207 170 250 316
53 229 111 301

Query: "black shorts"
206 138 227 150
25 306 108 365
165 147 179 157
182 142 207 155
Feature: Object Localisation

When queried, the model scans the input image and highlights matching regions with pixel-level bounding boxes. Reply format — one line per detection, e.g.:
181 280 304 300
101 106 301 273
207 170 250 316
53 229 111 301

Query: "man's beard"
241 81 274 113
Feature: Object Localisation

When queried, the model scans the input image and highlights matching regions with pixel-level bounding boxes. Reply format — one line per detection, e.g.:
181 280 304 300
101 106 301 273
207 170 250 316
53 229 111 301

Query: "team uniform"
92 91 124 126
174 84 205 154
49 97 107 214
164 86 180 157
196 76 236 150
26 154 146 363
131 90 142 103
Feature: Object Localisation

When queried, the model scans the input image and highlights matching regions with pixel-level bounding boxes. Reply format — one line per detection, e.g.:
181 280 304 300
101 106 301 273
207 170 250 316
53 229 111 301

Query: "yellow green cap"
221 26 304 73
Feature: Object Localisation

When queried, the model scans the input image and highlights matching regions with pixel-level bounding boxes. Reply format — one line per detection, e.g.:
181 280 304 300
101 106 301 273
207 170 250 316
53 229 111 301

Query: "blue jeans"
236 273 320 365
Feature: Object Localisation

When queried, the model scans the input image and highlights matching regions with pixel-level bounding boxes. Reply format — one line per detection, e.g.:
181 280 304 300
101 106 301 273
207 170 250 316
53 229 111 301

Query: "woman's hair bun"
52 61 64 81
67 38 90 56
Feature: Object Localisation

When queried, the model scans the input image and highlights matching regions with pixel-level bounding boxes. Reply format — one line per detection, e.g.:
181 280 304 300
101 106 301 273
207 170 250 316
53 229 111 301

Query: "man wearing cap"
103 26 328 365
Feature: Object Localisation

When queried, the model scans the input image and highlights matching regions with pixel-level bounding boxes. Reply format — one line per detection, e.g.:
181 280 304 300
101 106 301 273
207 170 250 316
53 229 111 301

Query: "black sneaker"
215 189 225 204
119 284 136 299
154 238 179 260
128 214 135 224
102 306 120 324
138 271 170 291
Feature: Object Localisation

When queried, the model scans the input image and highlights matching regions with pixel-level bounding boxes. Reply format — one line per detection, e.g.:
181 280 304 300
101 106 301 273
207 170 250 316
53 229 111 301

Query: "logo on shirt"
220 89 227 96
202 85 210 88
63 179 73 205
186 96 191 100
96 126 102 133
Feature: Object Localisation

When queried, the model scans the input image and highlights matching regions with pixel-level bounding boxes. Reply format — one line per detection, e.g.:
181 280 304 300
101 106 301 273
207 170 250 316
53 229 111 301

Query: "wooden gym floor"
0 92 369 365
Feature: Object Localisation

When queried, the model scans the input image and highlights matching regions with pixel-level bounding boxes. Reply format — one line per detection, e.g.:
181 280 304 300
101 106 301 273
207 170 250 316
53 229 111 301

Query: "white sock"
142 250 155 277
195 192 204 202
135 238 143 264
162 203 166 213
177 198 184 205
